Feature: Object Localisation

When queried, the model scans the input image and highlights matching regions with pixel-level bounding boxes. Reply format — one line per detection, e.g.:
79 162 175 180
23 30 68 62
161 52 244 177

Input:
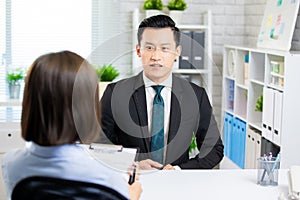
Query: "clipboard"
89 143 123 153
83 143 138 172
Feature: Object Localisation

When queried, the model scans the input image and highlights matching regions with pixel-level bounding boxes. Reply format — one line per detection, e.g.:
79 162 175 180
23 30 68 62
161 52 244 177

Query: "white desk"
139 169 289 200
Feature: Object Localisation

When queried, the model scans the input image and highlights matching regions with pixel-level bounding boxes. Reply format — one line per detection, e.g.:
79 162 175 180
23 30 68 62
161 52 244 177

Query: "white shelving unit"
132 9 213 102
221 45 300 169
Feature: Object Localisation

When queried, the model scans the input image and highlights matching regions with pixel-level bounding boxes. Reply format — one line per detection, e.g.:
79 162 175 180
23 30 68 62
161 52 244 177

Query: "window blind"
0 0 92 121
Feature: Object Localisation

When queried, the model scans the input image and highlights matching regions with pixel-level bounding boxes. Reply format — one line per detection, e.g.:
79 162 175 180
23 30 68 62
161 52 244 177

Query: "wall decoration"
257 0 300 51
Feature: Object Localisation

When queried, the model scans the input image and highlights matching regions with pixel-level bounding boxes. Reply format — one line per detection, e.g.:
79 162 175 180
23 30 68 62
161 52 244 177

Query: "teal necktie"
150 85 164 164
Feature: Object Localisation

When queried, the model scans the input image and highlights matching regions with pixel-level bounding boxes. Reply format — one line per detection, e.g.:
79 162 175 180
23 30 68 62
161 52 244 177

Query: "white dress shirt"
143 72 172 164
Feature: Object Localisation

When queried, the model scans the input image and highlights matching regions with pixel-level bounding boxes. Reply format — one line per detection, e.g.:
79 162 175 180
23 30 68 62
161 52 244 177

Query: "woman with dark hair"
2 51 142 199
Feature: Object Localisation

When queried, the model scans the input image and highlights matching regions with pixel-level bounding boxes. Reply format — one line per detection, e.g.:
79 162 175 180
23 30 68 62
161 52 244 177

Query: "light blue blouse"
1 142 129 199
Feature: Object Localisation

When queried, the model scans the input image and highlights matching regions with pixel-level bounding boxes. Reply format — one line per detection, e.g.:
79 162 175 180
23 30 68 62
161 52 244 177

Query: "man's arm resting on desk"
178 138 224 169
178 86 224 169
177 114 224 169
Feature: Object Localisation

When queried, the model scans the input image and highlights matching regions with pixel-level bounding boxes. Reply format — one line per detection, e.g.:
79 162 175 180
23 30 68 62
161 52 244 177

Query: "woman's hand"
128 181 142 200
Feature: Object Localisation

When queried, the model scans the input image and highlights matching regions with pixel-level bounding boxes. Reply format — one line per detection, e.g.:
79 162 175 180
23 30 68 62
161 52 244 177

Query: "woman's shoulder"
2 147 29 165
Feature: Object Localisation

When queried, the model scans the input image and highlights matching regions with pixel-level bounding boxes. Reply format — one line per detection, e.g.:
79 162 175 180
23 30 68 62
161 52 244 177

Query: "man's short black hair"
137 14 180 47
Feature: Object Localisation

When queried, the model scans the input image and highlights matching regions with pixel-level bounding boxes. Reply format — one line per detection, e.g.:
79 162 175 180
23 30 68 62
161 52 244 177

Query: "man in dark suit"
101 15 223 170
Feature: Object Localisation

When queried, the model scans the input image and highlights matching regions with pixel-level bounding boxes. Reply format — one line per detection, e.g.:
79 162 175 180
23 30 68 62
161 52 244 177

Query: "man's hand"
138 159 163 170
162 164 175 170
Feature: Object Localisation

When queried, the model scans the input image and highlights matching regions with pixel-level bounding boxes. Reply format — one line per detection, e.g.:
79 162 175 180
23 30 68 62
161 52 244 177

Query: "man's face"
136 27 181 84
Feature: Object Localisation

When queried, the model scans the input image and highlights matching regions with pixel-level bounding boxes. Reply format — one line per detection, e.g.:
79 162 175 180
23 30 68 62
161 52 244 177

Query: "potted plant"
255 94 263 112
6 68 25 99
143 0 163 18
167 0 187 24
94 64 119 98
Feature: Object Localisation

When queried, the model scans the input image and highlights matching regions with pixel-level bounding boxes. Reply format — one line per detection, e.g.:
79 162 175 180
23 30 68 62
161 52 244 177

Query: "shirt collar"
143 72 172 89
28 142 83 158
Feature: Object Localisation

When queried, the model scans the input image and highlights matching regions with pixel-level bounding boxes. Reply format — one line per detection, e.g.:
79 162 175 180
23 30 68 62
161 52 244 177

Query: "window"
0 0 92 121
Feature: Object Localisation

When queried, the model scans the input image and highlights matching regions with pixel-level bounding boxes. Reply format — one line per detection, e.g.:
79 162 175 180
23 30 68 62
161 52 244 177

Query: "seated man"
101 15 224 170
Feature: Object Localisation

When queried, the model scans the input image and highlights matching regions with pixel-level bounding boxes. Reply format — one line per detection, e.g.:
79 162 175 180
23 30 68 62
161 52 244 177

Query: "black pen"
128 164 136 185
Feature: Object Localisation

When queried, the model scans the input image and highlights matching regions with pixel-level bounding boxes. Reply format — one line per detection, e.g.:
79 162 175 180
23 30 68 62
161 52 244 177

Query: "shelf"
172 69 208 74
267 84 284 92
224 109 234 116
248 122 262 132
250 79 264 86
270 72 284 78
236 83 248 90
222 46 295 169
223 45 300 169
224 76 235 81
235 114 247 122
177 24 209 30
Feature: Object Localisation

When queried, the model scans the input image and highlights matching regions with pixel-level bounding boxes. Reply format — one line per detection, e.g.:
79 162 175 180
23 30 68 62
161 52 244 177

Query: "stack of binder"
262 87 283 146
245 127 261 169
179 30 205 70
223 113 246 168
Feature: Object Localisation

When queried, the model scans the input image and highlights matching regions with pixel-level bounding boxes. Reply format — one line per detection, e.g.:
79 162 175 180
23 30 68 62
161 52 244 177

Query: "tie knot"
152 85 164 95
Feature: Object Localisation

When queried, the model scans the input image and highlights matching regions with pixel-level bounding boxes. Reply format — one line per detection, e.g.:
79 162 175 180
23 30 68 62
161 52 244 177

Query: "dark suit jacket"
101 72 224 169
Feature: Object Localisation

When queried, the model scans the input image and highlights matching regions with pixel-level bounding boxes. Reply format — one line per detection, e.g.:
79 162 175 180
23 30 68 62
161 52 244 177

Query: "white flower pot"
9 84 21 99
145 10 162 18
169 10 183 25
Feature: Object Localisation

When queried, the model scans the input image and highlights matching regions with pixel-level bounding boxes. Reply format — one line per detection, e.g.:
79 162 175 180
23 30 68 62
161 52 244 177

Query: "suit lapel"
132 73 151 152
168 75 184 144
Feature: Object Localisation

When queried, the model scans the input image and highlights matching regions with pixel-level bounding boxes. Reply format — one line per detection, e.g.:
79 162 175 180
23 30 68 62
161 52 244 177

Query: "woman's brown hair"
21 51 100 145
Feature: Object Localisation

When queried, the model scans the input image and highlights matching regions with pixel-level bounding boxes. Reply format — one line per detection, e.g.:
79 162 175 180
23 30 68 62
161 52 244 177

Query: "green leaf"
6 68 25 85
94 64 119 82
167 0 187 11
189 133 197 153
255 94 263 112
143 0 163 10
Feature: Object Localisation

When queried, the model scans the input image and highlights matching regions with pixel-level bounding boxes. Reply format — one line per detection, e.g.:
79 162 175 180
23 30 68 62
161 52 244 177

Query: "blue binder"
235 118 241 166
224 113 233 157
230 118 246 169
230 117 237 164
239 119 246 169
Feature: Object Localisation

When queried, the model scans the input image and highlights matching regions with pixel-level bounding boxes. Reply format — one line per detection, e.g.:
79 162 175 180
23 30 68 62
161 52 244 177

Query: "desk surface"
139 169 289 200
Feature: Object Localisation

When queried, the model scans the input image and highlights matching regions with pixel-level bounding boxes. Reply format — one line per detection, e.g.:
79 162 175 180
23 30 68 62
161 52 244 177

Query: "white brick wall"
113 0 300 127
244 0 266 47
